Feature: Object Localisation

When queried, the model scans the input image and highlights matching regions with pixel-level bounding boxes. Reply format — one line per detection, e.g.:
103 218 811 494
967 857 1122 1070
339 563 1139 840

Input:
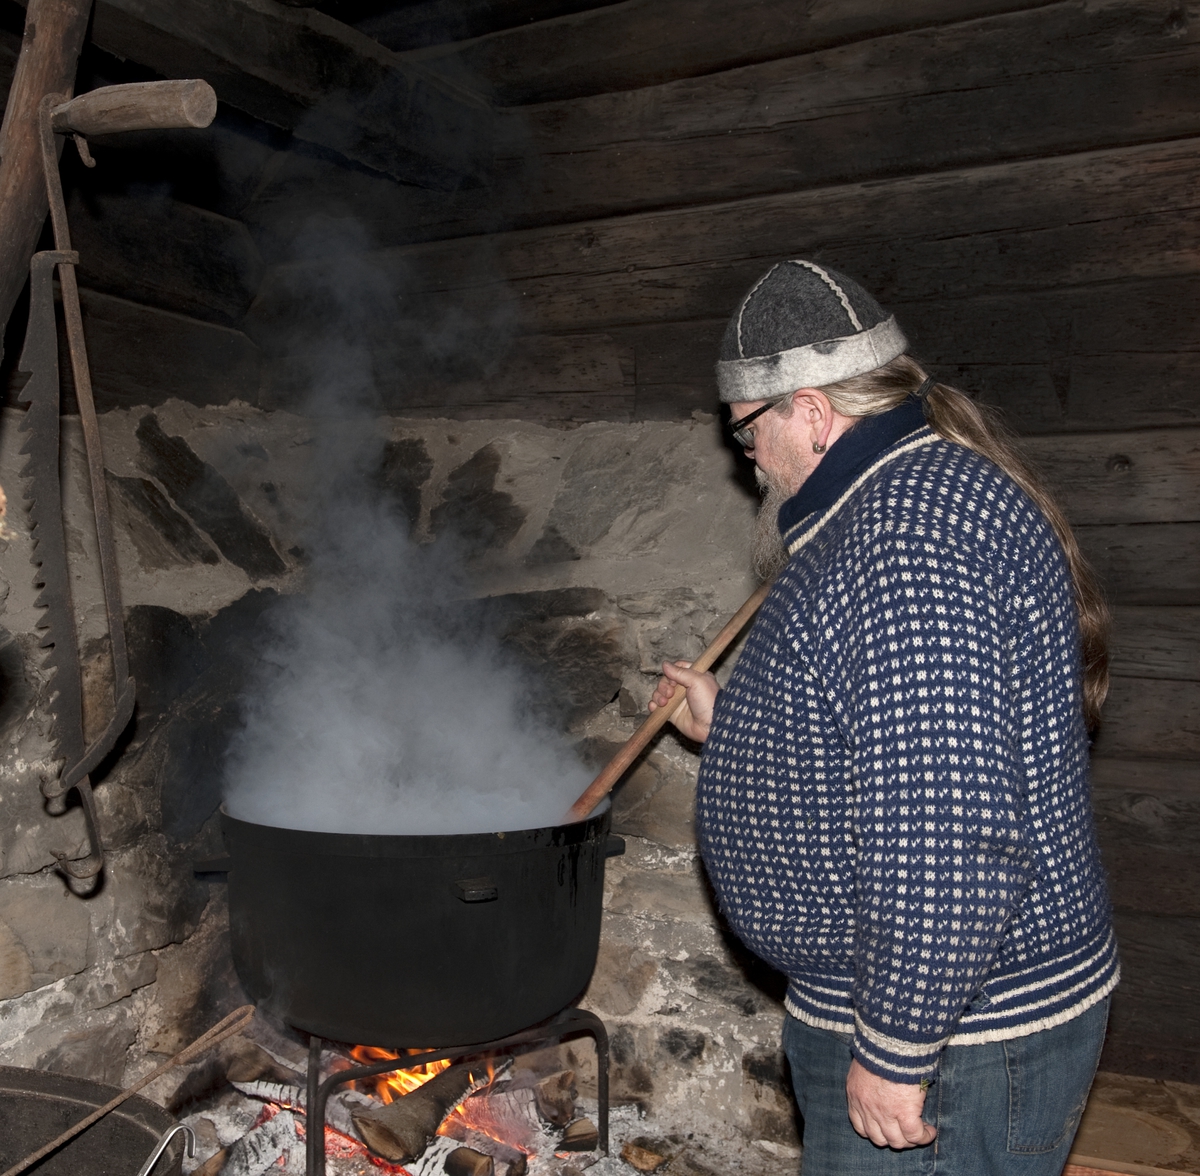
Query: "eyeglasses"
725 394 792 449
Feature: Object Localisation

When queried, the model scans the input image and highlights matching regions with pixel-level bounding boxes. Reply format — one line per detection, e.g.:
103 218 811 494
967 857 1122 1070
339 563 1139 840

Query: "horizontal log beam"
1094 677 1200 759
260 331 635 419
406 0 1059 105
249 138 1200 340
1022 427 1200 526
1110 607 1200 682
1077 523 1200 607
82 0 492 187
68 190 264 326
1091 758 1199 798
54 289 261 409
484 0 1200 228
588 282 1200 429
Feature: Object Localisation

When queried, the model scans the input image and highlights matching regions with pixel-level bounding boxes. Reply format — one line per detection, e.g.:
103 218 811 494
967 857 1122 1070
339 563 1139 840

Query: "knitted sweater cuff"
851 1015 947 1085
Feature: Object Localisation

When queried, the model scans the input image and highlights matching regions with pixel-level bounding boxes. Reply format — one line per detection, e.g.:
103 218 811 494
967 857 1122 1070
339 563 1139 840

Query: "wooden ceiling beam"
85 0 494 188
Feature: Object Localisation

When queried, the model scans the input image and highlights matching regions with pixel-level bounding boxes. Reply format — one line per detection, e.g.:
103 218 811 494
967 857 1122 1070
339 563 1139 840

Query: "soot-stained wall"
0 401 810 1153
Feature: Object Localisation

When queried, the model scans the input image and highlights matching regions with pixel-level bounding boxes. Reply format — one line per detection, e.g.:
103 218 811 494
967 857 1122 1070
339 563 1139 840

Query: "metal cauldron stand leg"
304 1008 610 1176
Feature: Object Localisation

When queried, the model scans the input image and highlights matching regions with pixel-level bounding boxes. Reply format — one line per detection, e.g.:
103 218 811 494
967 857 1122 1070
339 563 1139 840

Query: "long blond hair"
817 355 1109 731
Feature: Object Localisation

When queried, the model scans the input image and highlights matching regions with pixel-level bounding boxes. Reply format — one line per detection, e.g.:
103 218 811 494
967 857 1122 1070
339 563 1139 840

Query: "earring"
812 441 826 454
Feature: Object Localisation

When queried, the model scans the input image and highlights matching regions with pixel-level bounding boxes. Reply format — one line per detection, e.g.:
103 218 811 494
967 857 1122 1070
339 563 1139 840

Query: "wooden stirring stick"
565 580 773 823
1 1004 255 1176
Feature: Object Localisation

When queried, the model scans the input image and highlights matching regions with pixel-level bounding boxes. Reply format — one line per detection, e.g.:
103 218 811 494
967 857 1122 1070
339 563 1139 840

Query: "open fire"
191 1040 601 1176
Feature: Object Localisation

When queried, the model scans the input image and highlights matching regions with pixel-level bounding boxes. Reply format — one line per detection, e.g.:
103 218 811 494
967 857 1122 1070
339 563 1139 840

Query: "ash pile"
167 1031 607 1176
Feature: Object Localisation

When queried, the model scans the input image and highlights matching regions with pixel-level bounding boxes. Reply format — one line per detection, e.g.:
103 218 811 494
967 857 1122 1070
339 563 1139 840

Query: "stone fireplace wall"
0 399 798 1153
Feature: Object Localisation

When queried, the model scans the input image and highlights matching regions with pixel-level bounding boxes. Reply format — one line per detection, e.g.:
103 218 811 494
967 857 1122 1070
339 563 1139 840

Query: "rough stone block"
535 429 670 557
660 951 783 1019
429 442 526 554
74 952 159 1011
608 753 697 849
92 783 152 852
107 472 221 571
0 920 33 1000
609 1024 656 1107
123 606 207 725
607 863 715 926
741 1047 801 1149
584 939 658 1017
479 589 628 726
29 1001 140 1086
372 436 433 533
0 872 91 993
141 901 245 1057
622 589 712 673
122 592 279 842
136 414 287 579
91 838 207 960
659 1026 706 1064
0 626 32 740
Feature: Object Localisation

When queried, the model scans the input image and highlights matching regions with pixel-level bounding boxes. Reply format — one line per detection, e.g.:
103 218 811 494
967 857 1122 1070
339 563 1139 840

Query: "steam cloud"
221 226 593 836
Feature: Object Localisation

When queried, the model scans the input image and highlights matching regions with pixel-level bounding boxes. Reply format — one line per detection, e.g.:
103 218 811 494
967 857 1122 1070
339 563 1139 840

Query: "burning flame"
349 1047 520 1151
349 1045 453 1103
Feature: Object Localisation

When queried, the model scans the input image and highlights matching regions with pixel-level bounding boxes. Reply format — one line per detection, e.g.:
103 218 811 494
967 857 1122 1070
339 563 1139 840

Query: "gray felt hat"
716 260 907 403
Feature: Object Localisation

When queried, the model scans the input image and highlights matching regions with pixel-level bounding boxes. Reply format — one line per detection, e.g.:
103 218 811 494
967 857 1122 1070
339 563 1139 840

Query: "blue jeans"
783 998 1109 1175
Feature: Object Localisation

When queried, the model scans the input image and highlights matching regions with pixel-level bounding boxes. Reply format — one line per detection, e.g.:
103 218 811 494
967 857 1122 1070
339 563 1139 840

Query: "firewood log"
532 1070 576 1127
444 1148 494 1176
351 1064 484 1162
558 1118 599 1152
221 1036 303 1085
620 1141 669 1173
192 1148 227 1176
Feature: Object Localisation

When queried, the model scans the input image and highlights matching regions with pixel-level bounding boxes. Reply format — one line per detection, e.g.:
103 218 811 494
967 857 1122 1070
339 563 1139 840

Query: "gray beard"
751 468 791 582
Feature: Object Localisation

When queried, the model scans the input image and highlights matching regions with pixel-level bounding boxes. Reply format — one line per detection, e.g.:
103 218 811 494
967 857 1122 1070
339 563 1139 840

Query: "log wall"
380 0 1198 1082
0 0 1196 1083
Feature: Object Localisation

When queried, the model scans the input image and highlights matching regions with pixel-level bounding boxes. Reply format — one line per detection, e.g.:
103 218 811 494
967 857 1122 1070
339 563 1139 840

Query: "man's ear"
789 388 836 447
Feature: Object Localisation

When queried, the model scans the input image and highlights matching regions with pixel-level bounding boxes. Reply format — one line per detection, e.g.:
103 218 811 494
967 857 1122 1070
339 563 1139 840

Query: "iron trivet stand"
304 1007 610 1176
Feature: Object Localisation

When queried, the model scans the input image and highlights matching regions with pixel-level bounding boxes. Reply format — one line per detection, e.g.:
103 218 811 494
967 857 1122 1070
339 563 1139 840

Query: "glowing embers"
344 1047 597 1175
223 1050 599 1176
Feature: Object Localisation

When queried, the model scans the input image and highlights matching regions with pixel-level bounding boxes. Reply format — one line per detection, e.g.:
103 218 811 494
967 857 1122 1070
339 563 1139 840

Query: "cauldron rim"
219 803 610 860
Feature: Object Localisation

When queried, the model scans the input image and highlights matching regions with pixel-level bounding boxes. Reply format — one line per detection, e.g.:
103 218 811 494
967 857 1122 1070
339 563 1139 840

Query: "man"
651 260 1117 1173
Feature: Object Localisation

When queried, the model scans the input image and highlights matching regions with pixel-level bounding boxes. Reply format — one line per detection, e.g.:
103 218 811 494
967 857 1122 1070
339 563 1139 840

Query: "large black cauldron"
221 808 618 1047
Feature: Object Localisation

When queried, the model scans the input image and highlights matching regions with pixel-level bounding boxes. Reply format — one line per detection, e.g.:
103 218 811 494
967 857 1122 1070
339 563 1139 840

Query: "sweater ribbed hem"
783 926 1120 1083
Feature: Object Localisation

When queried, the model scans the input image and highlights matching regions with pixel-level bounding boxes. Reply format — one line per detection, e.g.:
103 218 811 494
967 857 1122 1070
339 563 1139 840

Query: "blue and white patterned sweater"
695 409 1118 1084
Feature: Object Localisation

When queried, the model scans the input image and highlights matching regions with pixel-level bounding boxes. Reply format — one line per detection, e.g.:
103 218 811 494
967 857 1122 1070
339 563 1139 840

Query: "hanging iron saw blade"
16 249 86 786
